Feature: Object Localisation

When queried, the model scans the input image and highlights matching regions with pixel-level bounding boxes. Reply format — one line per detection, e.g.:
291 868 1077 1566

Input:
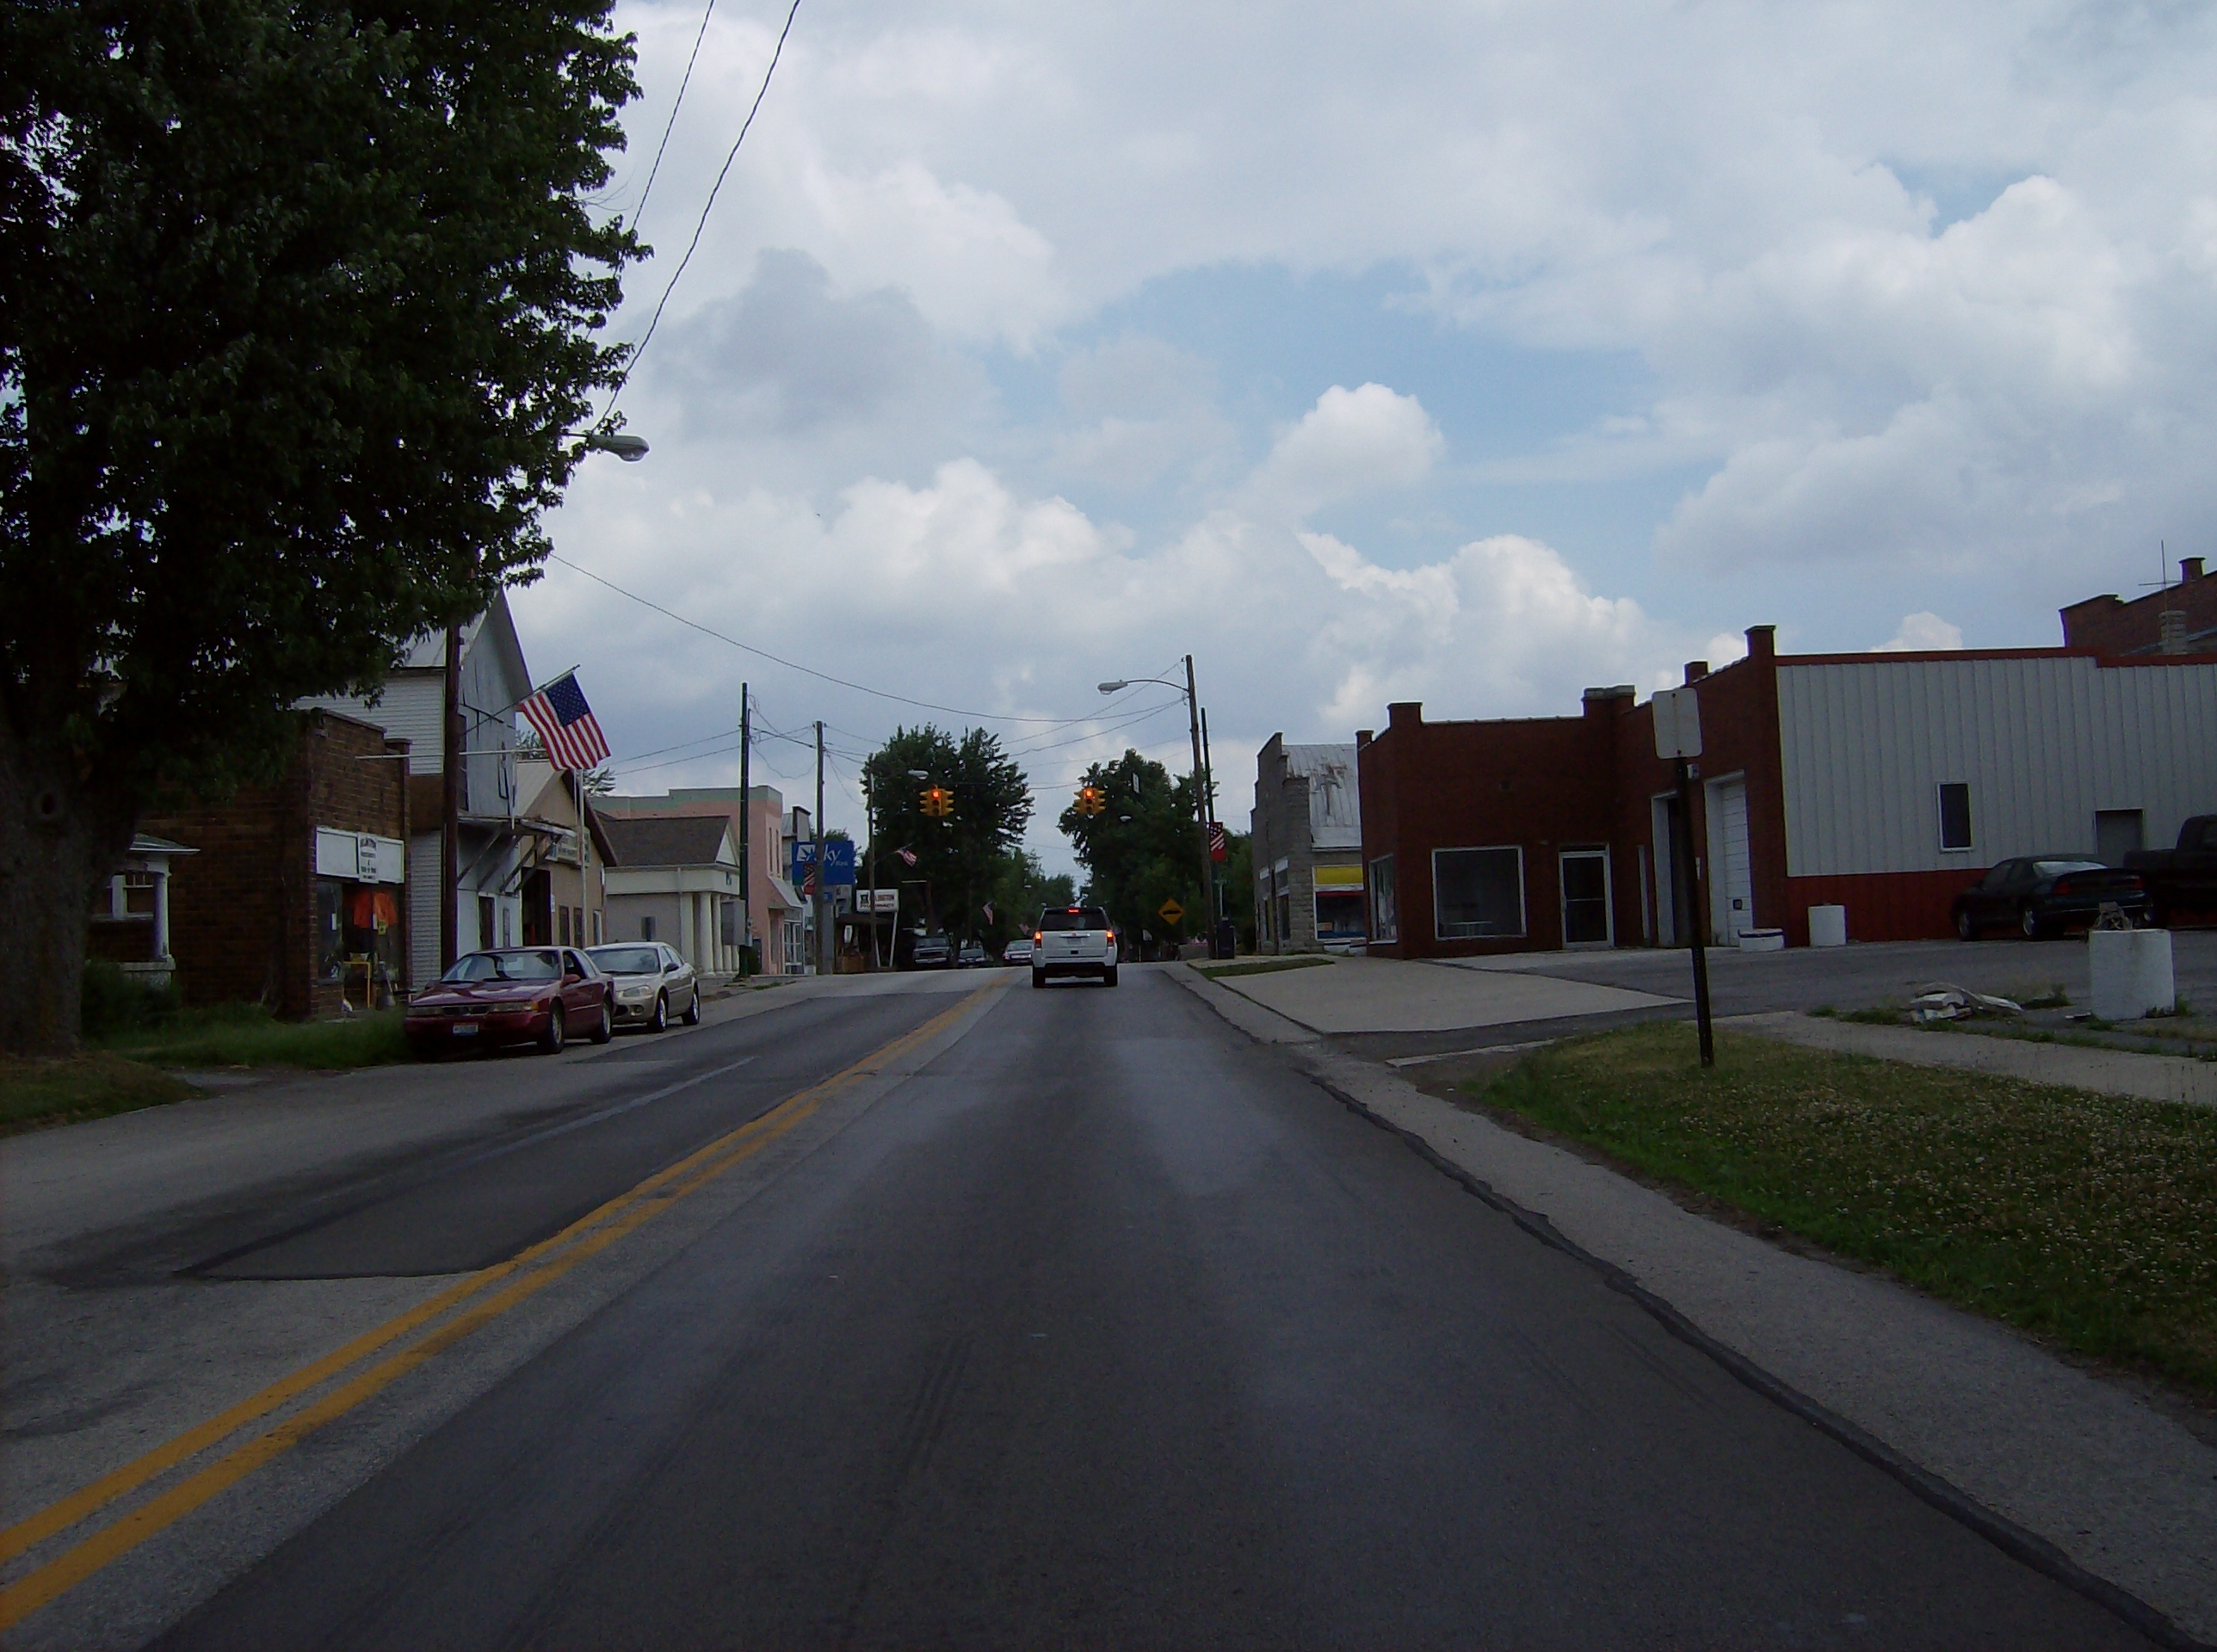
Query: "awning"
1313 865 1365 891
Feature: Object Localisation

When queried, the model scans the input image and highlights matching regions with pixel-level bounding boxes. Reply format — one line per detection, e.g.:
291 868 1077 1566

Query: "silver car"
585 942 701 1032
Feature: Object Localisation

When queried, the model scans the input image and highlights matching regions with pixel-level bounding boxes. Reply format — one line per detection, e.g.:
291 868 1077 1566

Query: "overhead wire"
548 552 1174 733
599 0 805 423
626 0 721 235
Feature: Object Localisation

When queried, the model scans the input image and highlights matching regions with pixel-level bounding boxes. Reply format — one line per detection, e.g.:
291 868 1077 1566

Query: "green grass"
1194 955 1337 981
0 1052 197 1135
98 1003 411 1069
1471 1023 2217 1402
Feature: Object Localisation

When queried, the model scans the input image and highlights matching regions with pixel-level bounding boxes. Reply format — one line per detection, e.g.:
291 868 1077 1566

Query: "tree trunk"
0 718 138 1056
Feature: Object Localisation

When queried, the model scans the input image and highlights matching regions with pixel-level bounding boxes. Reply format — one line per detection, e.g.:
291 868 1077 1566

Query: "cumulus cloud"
1245 384 1444 519
1874 612 1967 652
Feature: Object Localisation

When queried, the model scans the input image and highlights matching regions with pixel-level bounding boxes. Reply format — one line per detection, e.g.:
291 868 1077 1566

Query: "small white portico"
598 815 746 977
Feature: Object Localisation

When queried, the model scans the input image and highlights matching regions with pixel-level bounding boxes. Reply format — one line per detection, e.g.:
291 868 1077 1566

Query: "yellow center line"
0 983 997 1630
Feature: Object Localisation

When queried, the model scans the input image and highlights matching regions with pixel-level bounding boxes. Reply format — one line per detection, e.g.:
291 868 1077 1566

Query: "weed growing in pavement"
1808 1005 1838 1019
1473 1023 2217 1403
1841 1006 1904 1026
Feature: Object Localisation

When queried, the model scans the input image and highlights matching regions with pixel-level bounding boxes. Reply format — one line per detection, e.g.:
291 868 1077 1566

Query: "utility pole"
813 720 827 976
1200 706 1220 929
440 620 463 972
737 682 750 975
1182 655 1213 957
865 767 882 971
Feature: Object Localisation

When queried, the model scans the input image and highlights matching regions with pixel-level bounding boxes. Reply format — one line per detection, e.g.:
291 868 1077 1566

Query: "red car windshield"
440 950 561 983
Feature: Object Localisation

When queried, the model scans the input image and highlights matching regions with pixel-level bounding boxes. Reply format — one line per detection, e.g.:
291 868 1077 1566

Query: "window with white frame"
1433 846 1525 940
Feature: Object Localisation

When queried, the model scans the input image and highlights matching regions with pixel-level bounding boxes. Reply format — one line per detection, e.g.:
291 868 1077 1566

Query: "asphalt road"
86 965 2155 1650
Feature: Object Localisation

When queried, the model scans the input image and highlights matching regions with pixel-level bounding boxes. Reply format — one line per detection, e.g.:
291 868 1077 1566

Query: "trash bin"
1213 918 1236 960
1806 904 1848 947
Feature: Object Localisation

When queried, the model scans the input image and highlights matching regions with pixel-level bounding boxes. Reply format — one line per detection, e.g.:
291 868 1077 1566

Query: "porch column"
676 885 695 967
152 866 172 961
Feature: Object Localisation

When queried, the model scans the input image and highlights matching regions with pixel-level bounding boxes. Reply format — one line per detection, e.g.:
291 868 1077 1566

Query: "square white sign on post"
1652 687 1703 761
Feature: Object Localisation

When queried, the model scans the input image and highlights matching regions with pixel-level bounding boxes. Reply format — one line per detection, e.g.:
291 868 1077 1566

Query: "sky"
515 0 2217 876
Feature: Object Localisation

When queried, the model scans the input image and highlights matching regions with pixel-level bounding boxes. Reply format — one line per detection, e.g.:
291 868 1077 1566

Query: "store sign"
315 827 405 885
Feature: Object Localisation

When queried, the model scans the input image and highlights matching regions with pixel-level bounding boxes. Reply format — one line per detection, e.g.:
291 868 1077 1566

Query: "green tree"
0 2 640 1051
860 726 1032 946
1058 750 1205 953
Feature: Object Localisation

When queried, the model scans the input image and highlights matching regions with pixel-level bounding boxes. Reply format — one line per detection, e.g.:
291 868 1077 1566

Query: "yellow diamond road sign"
1158 897 1185 928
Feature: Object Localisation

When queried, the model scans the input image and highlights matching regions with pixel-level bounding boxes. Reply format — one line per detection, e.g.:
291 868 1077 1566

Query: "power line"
601 0 804 422
547 552 1143 728
627 0 720 235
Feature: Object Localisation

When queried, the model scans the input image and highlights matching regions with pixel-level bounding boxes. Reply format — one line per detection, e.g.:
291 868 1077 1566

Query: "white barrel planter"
1737 928 1786 952
1806 905 1848 948
2089 928 2176 1021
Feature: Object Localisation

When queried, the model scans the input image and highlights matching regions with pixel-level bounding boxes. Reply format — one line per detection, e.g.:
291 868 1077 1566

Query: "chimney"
2160 610 2189 656
1683 661 1708 683
1386 701 1423 731
1582 685 1635 717
1746 624 1777 660
1356 729 1374 749
2183 557 2206 583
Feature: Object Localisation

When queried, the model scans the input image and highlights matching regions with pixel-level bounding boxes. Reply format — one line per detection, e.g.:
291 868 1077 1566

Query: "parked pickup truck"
2126 816 2217 925
1031 904 1118 988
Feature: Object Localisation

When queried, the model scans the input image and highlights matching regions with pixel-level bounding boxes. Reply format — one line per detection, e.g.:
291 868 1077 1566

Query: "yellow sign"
1158 897 1185 928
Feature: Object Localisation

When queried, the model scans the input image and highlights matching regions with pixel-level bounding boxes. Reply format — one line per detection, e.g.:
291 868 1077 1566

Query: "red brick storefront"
142 710 411 1018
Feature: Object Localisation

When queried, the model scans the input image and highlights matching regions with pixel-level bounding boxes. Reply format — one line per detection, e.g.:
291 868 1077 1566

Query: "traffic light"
1075 785 1104 817
920 785 954 818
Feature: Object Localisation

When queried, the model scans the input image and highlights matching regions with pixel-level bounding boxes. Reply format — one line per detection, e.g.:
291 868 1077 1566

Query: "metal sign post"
1653 687 1714 1068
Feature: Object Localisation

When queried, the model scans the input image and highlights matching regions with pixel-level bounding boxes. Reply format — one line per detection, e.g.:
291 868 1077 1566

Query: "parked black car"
1951 856 2151 940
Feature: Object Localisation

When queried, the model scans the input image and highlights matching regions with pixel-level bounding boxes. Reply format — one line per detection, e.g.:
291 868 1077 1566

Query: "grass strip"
1471 1022 2217 1403
0 1054 197 1135
99 1005 409 1069
1194 956 1336 981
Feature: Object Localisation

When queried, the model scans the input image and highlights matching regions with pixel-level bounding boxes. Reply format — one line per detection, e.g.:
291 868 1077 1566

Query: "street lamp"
567 428 650 461
1098 656 1216 957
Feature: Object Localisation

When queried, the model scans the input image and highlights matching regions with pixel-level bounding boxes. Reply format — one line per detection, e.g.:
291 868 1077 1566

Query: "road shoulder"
1170 964 2217 1649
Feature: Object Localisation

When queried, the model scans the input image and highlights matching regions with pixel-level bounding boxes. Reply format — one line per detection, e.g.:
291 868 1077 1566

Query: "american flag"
895 845 917 866
518 673 609 772
1208 821 1228 862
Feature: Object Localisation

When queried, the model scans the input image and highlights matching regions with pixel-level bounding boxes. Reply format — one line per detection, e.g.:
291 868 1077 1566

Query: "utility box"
1806 904 1848 947
2089 928 2176 1021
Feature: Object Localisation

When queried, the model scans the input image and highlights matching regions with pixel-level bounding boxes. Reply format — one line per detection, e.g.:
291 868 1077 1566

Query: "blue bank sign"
791 839 857 886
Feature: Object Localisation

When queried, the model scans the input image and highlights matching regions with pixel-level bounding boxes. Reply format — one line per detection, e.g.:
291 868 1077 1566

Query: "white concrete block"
1806 904 1848 947
2088 928 2176 1021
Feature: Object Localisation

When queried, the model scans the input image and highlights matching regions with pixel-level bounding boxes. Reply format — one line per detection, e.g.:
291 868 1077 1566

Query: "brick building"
1360 626 2217 957
141 709 411 1016
1251 737 1364 952
2061 555 2214 656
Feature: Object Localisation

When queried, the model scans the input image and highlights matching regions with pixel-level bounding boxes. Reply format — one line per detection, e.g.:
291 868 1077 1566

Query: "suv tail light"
2053 878 2073 896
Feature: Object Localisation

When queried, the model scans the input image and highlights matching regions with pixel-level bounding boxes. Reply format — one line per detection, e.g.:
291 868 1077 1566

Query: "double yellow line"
0 983 997 1631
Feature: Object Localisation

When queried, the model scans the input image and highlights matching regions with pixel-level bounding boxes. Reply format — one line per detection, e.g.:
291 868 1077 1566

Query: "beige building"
515 762 613 950
598 814 749 977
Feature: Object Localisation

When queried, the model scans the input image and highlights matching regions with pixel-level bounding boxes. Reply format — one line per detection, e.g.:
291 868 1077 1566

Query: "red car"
405 946 614 1058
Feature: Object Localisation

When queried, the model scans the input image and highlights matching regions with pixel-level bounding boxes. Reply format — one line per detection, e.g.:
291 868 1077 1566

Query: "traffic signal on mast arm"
1075 785 1104 817
921 785 954 818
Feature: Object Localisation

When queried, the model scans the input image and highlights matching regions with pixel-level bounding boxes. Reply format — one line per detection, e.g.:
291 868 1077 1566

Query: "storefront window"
318 879 404 996
1434 847 1525 940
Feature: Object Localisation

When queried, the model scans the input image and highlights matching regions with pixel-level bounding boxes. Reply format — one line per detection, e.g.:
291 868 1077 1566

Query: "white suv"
1031 904 1119 988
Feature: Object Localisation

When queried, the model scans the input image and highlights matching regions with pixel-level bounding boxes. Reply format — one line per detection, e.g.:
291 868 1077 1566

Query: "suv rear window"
1038 907 1112 931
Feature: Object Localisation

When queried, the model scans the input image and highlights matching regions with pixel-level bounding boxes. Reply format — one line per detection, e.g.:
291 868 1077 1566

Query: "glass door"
1559 849 1612 947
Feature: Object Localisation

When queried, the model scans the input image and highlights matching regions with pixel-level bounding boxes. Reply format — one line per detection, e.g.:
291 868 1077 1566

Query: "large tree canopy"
859 725 1033 949
0 0 641 1051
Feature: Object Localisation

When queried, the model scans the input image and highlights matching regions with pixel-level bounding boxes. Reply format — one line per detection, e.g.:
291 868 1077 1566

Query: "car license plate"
451 1022 479 1037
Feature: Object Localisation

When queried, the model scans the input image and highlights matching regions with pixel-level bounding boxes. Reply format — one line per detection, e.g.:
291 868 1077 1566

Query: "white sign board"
1652 687 1703 761
314 827 405 885
853 888 899 913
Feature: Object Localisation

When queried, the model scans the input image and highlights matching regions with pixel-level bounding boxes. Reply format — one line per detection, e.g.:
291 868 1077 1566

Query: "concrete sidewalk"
1173 963 2217 1648
1730 1010 2217 1107
1206 952 1677 1033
